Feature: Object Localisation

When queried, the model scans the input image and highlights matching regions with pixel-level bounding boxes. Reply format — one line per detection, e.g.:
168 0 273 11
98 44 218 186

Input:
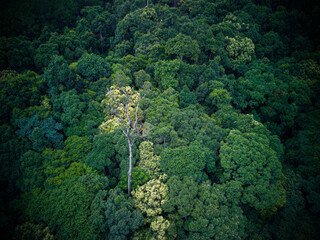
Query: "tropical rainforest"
0 0 320 239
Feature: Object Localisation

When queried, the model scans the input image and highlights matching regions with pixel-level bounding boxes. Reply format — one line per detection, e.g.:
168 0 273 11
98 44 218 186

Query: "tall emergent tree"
105 86 146 195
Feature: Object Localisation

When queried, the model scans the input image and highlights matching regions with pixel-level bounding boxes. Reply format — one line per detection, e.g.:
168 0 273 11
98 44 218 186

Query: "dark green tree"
165 33 201 62
219 129 286 217
179 85 197 108
85 133 115 172
90 188 144 240
160 141 213 182
163 176 249 240
77 53 111 81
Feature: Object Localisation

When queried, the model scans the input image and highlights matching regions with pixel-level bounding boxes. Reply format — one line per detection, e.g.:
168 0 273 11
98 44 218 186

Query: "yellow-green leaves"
132 175 170 239
138 141 161 178
100 85 142 133
133 175 168 218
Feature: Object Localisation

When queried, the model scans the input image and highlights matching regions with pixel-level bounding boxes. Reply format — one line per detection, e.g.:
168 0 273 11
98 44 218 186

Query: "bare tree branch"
106 86 147 195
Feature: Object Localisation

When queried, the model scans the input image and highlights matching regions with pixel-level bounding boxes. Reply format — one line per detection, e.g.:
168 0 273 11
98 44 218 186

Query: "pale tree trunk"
107 87 146 196
128 140 133 195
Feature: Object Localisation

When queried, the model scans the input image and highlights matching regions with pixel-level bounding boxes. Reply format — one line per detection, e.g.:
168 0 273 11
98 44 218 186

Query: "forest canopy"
0 0 320 239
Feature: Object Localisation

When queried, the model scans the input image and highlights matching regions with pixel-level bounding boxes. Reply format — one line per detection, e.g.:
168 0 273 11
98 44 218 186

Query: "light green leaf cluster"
132 175 170 239
133 174 168 217
100 85 142 132
226 36 255 69
138 141 161 178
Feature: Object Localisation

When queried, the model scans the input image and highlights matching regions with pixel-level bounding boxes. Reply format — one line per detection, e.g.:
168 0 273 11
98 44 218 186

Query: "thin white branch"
120 88 131 127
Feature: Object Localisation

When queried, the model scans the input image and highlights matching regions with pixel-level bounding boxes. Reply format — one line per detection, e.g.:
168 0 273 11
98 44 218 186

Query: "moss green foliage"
0 70 43 124
13 222 54 240
226 35 255 70
26 174 109 240
160 141 213 182
179 85 197 108
43 55 77 97
1 0 320 239
17 151 45 192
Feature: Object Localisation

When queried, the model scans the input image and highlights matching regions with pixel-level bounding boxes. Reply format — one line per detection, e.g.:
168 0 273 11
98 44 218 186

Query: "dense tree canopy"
0 0 320 239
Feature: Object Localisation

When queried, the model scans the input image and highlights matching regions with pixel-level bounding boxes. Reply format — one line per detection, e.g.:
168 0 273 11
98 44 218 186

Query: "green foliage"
52 90 103 136
225 35 255 70
110 64 132 87
15 115 64 152
85 133 115 171
160 141 213 182
208 80 232 111
219 129 286 216
17 151 45 192
77 53 111 81
0 36 35 71
266 167 318 240
0 70 43 124
47 29 86 62
110 129 140 176
43 55 77 97
305 175 320 214
114 7 157 46
77 6 111 53
165 33 201 62
13 222 54 240
256 31 284 59
0 124 29 193
34 43 59 68
133 70 151 89
163 176 248 240
285 110 320 176
63 135 92 163
179 85 197 108
90 188 144 240
154 60 181 90
143 88 179 125
2 0 320 238
118 167 150 192
27 174 109 240
52 90 85 126
229 59 311 136
0 0 102 37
